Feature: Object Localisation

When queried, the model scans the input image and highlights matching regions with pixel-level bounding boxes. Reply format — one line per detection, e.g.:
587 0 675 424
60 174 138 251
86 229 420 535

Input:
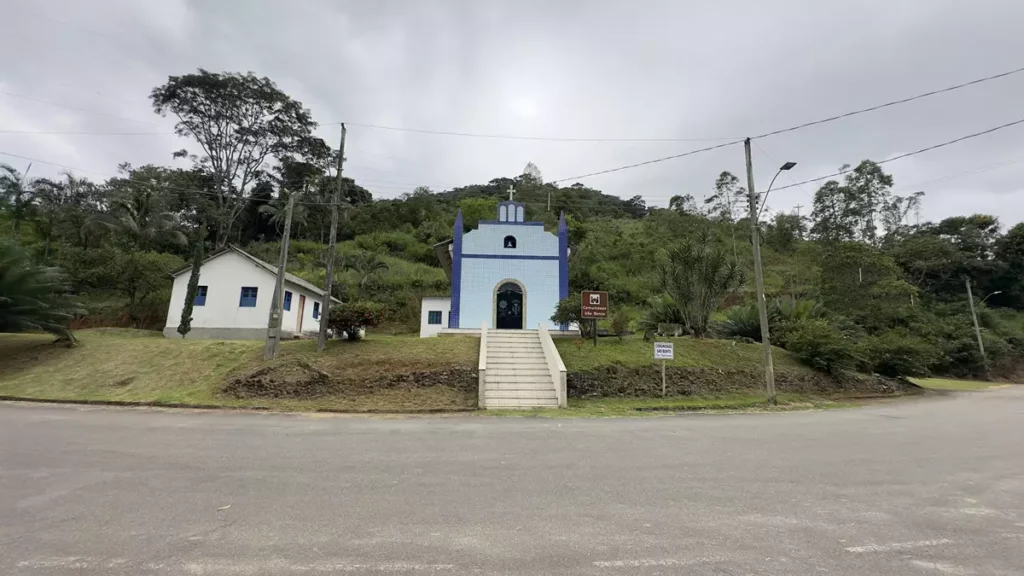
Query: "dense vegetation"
2 69 1023 380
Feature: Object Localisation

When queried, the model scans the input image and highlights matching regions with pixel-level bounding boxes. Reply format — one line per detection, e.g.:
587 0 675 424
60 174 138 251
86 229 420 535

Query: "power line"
0 91 162 126
769 117 1024 192
892 155 1024 194
0 130 173 136
550 64 1024 183
551 140 743 184
344 122 738 143
749 64 1024 141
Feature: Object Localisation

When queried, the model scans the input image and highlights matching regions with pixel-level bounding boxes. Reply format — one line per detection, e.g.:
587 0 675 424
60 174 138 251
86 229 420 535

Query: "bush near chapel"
327 301 383 341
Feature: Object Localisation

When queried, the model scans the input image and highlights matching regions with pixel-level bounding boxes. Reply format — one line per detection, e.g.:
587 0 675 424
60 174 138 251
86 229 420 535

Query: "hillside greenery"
2 69 1023 381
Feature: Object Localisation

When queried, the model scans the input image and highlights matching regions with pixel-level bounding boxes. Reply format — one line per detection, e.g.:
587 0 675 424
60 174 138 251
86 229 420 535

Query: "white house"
419 296 452 337
419 197 568 337
163 245 339 340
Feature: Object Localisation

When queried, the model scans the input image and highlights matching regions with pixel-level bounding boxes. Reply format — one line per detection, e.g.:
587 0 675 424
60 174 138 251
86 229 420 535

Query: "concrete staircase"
482 329 559 409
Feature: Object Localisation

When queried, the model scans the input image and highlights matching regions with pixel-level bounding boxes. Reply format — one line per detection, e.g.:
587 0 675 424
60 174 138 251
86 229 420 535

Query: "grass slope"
555 334 807 371
0 329 479 411
910 377 998 391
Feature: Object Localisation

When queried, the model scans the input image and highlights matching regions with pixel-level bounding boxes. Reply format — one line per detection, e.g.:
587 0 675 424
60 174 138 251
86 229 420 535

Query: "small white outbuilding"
163 245 339 340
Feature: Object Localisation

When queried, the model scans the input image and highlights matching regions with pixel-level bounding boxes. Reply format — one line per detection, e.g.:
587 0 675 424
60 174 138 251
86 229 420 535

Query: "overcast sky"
2 0 1023 226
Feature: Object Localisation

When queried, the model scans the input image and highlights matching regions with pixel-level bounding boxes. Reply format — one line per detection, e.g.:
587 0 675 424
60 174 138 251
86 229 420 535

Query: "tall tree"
0 164 38 238
704 171 745 222
668 194 698 214
150 69 318 247
85 165 188 250
33 172 103 257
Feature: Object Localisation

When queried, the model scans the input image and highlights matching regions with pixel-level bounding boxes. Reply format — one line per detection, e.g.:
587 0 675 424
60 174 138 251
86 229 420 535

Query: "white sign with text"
654 342 674 360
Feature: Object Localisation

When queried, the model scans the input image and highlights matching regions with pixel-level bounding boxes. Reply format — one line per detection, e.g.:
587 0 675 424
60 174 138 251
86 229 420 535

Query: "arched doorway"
494 281 525 329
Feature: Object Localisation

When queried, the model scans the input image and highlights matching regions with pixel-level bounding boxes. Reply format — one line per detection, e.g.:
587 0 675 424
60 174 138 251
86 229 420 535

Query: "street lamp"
759 161 797 217
981 290 1003 304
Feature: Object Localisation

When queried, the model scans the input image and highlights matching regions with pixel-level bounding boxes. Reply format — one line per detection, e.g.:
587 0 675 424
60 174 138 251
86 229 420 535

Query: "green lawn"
0 329 479 411
554 334 808 372
910 377 998 391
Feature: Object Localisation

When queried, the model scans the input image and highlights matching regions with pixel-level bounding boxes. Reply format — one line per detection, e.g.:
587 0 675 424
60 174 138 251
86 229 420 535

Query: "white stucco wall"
458 259 559 329
456 222 561 330
462 223 558 257
164 251 325 339
419 297 452 337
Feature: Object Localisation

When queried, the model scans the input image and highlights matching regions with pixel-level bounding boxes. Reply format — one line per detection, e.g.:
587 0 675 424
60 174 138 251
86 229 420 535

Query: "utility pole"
264 193 297 361
317 123 347 352
547 189 551 212
965 277 988 377
744 138 776 405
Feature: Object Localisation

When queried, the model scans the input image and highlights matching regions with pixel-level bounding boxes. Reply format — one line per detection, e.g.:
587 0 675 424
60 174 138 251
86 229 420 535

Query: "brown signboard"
580 290 609 319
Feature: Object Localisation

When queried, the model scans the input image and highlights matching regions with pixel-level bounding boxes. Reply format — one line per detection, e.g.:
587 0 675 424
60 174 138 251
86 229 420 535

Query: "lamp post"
759 161 797 217
965 282 1001 378
743 138 797 406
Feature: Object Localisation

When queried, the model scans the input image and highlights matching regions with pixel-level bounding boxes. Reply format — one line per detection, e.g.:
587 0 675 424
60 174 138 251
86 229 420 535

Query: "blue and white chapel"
419 188 569 336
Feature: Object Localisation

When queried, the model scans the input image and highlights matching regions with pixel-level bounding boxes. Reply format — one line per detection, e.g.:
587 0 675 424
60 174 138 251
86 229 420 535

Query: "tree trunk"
178 225 207 338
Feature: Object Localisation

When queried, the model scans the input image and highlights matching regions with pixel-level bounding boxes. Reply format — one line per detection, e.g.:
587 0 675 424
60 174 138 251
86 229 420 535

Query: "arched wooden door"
495 282 524 329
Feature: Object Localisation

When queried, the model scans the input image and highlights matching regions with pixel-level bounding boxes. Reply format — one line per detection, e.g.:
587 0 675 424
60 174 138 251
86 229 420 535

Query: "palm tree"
656 231 744 337
0 163 39 238
0 241 83 344
83 185 186 249
346 251 390 291
259 188 308 235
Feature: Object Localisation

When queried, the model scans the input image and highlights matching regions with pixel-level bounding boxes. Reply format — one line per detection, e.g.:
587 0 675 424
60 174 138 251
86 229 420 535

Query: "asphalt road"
2 389 1023 576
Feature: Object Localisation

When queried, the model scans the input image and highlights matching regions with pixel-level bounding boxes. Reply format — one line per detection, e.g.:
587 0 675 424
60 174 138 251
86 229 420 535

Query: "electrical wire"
0 91 163 126
749 65 1024 141
550 140 743 184
768 117 1024 192
341 122 738 143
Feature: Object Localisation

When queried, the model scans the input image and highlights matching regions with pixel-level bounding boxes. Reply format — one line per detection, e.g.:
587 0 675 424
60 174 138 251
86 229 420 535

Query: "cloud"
2 0 1023 226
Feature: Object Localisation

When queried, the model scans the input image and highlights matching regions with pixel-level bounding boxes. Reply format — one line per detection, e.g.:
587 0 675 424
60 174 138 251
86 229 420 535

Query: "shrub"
866 330 939 377
785 319 862 374
551 294 593 338
637 295 684 332
717 302 770 341
610 310 630 339
327 301 383 340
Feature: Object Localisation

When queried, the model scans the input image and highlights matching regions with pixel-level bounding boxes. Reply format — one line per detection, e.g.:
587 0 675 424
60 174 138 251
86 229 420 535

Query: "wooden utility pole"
317 123 347 352
965 278 988 376
744 138 776 405
264 193 297 361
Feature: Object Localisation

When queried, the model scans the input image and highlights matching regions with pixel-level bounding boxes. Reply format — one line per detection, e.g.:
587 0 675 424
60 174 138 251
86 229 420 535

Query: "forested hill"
2 69 1023 380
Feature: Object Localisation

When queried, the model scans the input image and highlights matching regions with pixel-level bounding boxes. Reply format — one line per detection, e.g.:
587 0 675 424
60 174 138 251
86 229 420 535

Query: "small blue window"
312 302 321 319
194 285 208 306
239 286 258 307
283 290 292 311
428 310 442 325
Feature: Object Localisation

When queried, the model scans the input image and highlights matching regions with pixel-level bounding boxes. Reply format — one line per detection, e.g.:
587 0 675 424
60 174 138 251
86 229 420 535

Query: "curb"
0 395 478 414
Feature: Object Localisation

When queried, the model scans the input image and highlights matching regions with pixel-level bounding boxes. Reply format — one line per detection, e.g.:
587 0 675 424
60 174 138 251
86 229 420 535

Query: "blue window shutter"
313 302 320 319
239 287 258 307
428 311 442 324
283 291 292 311
195 286 208 306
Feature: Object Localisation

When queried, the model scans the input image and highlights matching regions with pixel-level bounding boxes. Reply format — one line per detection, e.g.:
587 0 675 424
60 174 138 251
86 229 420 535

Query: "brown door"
297 294 306 333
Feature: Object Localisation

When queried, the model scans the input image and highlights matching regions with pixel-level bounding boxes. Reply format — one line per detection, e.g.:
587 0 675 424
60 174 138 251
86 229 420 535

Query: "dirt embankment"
223 360 478 399
568 365 917 399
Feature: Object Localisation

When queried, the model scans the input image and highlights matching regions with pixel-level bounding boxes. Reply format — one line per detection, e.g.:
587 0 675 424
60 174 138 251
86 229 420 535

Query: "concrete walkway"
2 388 1022 575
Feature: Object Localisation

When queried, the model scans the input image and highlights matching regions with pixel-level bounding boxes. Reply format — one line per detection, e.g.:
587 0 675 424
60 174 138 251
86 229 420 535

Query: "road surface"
2 388 1022 575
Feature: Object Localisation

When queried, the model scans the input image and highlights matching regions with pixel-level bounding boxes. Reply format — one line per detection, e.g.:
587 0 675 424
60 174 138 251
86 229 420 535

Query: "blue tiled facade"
449 201 569 329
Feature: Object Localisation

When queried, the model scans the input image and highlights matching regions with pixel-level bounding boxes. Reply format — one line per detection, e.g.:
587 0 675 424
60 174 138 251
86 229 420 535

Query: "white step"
486 347 543 354
487 367 551 376
481 397 557 405
485 381 555 390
